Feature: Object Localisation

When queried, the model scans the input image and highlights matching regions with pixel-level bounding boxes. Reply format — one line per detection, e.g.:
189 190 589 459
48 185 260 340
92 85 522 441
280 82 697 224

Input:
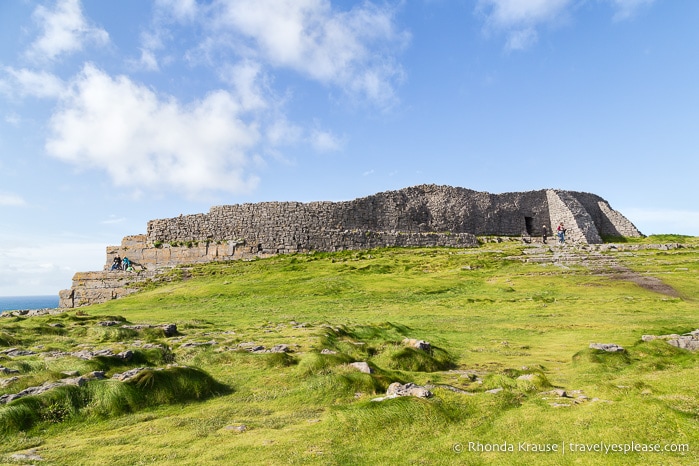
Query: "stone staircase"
511 242 690 297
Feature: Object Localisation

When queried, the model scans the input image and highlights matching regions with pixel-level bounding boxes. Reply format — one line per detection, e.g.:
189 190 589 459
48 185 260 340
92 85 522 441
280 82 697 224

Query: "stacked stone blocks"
59 185 641 308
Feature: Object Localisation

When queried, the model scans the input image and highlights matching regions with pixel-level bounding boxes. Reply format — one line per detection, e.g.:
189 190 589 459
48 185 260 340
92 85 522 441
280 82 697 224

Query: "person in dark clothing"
542 225 548 244
111 255 122 271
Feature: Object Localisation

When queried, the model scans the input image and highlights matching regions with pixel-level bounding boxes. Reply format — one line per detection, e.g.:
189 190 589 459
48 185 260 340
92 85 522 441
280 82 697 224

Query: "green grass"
608 234 699 244
1 241 698 464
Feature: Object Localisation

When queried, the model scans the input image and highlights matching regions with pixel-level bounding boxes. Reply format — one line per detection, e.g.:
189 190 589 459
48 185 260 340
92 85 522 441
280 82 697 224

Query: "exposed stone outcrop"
59 185 641 308
0 371 106 405
642 330 699 350
372 382 434 401
402 338 432 351
589 343 625 353
348 362 372 374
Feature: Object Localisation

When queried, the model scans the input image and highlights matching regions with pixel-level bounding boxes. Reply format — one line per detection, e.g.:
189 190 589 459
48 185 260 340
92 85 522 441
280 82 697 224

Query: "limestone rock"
9 450 43 462
589 343 625 352
181 341 217 349
0 376 19 387
0 371 105 405
162 324 178 337
0 348 36 357
385 382 432 398
348 362 372 374
402 338 431 351
223 424 248 433
98 320 121 327
112 367 152 382
268 344 290 353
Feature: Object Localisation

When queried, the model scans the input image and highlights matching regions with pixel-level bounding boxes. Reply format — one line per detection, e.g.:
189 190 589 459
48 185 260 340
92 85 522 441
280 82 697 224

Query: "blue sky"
1 0 698 296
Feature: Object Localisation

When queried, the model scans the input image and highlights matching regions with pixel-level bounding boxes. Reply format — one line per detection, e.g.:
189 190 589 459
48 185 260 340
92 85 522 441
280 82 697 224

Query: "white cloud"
477 0 655 50
134 49 160 72
609 0 656 21
1 67 65 98
101 216 126 225
219 60 269 112
265 117 303 147
477 0 570 50
505 27 538 51
477 0 571 29
155 0 199 22
0 194 27 206
45 64 261 196
4 113 22 126
26 0 109 63
210 0 409 107
309 127 343 153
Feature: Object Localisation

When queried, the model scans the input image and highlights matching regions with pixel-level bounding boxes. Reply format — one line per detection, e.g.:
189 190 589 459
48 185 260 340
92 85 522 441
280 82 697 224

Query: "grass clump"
572 347 632 373
264 352 298 368
0 367 228 435
87 326 139 342
298 352 354 376
0 331 19 346
122 366 229 405
385 346 456 372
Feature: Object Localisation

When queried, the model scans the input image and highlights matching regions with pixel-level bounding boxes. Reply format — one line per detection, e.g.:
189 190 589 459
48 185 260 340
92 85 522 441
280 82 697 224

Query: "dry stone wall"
58 270 159 309
59 185 641 308
145 185 639 246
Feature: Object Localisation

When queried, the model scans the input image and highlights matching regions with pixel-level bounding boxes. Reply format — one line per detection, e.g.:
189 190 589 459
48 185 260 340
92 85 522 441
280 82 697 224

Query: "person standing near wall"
557 222 566 244
542 225 548 244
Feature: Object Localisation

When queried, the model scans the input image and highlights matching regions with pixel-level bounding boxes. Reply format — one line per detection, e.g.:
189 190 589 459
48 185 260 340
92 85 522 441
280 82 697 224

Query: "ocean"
0 295 59 313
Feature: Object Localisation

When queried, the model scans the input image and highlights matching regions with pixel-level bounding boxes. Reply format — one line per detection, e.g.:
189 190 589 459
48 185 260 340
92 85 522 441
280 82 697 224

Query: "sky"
1 0 698 296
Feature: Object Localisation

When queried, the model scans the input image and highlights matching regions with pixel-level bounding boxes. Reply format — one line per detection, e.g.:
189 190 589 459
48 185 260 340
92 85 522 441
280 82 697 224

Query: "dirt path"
604 265 681 297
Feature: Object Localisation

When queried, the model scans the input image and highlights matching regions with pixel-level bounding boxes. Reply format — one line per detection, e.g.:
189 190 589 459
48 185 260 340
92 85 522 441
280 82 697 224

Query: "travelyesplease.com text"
453 441 689 455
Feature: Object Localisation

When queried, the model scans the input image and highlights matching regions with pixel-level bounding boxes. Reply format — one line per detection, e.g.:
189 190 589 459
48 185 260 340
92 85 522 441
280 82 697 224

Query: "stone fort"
58 185 641 308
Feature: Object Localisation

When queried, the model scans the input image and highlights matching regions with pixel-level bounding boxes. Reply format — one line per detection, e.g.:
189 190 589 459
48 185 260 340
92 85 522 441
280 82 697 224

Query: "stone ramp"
513 243 685 297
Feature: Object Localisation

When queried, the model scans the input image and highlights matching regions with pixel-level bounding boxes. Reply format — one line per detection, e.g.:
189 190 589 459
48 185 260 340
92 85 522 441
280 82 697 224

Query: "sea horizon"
0 295 59 313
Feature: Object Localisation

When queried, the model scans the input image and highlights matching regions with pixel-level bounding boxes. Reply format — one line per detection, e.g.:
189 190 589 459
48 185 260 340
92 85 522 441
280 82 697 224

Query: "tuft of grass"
0 367 228 435
385 346 456 372
0 331 19 346
87 326 139 342
125 366 229 404
264 352 298 368
572 347 632 373
298 352 354 376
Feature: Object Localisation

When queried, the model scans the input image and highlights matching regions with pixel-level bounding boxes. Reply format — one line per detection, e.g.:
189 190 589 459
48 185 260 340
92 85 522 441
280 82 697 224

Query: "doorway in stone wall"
525 217 533 235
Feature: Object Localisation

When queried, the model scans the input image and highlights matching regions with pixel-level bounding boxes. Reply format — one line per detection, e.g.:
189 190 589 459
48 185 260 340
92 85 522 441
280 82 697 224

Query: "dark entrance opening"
524 217 533 235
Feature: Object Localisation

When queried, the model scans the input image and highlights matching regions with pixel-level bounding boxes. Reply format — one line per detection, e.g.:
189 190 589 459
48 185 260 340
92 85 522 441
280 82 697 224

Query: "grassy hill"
1 236 698 465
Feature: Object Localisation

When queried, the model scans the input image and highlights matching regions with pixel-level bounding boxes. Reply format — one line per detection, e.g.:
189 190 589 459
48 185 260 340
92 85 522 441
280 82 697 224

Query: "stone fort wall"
145 185 640 246
58 185 641 308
